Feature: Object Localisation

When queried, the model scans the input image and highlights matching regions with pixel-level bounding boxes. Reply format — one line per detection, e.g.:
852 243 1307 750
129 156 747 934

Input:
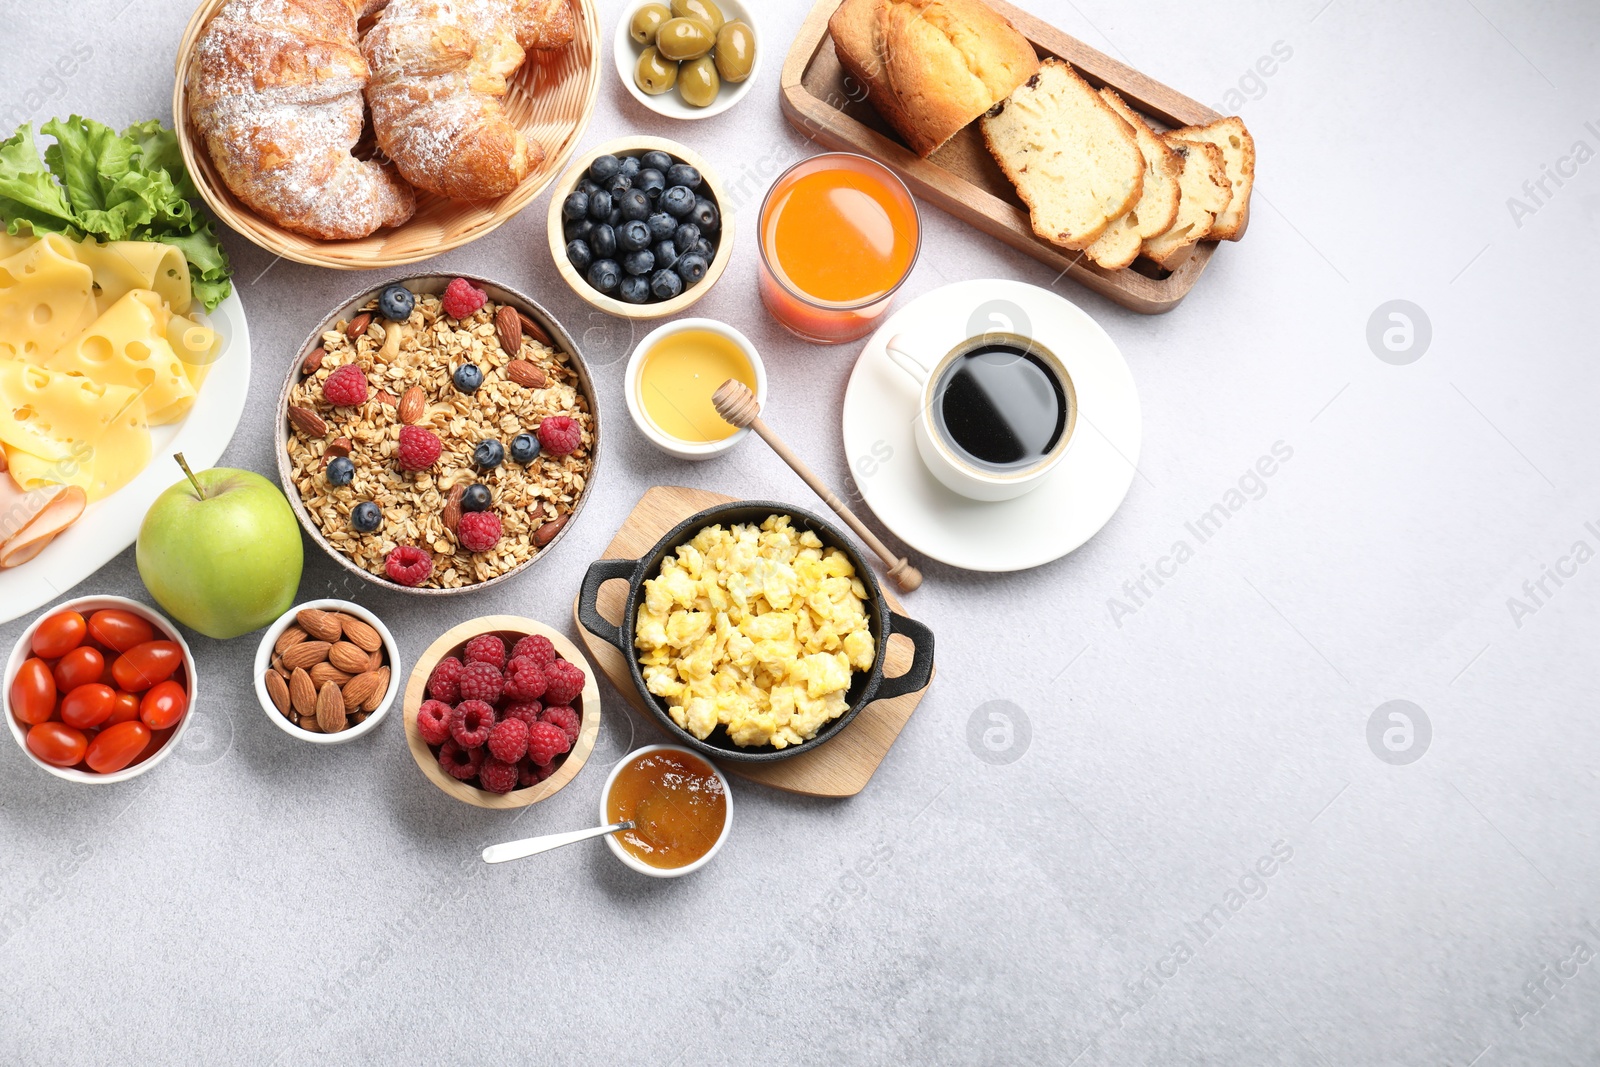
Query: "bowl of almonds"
253 601 401 744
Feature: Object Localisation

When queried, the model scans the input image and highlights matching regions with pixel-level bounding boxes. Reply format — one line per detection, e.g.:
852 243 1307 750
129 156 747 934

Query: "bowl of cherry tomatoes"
4 596 197 783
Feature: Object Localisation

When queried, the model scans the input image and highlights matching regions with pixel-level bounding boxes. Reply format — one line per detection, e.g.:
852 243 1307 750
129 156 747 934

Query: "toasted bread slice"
1168 116 1254 240
1140 138 1231 268
1084 89 1183 269
980 58 1144 251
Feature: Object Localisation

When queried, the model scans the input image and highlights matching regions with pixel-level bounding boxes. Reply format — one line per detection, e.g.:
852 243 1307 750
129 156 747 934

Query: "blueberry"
618 219 651 252
587 189 612 220
661 185 695 217
621 248 655 276
606 208 623 228
618 188 651 221
637 169 666 199
561 190 588 221
578 177 602 198
326 456 355 486
566 239 592 272
691 197 720 233
591 223 617 258
589 154 620 182
377 284 414 321
460 483 492 513
652 239 679 271
564 217 594 243
619 155 641 181
604 173 632 198
473 439 505 469
676 253 709 286
618 275 652 304
650 268 683 300
454 364 483 393
689 237 715 261
587 259 621 292
647 212 677 241
641 150 673 173
351 501 381 533
666 163 702 190
672 222 700 251
509 432 541 465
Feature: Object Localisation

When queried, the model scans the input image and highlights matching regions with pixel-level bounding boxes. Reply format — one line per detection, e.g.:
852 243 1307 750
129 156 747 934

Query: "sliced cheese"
168 311 220 392
0 360 150 500
0 234 99 363
45 290 198 425
73 239 191 315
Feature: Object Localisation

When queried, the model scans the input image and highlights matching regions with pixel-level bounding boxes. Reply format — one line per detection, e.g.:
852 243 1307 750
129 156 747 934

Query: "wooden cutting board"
572 486 935 798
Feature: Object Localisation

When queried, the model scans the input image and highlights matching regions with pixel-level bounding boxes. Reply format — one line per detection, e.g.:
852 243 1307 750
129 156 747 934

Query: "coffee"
931 344 1067 471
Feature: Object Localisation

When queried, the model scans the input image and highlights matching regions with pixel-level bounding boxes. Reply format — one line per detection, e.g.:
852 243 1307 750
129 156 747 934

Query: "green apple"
137 456 303 640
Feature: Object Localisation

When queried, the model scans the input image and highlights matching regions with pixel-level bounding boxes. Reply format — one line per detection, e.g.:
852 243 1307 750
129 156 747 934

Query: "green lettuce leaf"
0 126 76 231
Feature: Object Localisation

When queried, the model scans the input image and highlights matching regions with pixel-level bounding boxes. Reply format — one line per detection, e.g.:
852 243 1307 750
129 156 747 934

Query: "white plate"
0 290 252 623
613 0 761 121
841 279 1141 572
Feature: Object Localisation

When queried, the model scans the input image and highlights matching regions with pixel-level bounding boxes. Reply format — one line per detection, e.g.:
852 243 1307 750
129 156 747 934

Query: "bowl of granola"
275 276 600 594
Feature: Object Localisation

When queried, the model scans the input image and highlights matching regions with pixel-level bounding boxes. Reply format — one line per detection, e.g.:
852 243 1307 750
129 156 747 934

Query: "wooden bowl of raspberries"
403 616 601 808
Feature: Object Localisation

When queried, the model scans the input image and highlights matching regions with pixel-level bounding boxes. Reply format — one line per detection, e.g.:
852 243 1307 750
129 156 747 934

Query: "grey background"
2 0 1596 1064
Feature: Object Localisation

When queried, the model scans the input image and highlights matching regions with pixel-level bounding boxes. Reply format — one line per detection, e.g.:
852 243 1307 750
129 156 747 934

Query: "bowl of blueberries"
546 136 732 319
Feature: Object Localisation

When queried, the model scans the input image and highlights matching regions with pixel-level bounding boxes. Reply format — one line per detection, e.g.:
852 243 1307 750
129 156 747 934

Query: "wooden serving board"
572 486 934 798
779 0 1227 314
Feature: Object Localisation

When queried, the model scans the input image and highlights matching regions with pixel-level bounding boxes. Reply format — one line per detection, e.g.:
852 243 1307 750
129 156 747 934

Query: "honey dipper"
712 379 922 592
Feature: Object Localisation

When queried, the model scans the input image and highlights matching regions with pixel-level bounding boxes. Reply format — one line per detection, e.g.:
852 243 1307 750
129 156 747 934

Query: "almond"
310 662 352 689
271 654 286 677
517 311 553 347
351 711 368 725
506 359 547 388
274 625 309 656
398 385 426 425
288 405 327 438
346 312 372 339
296 608 343 642
366 667 390 711
325 437 353 461
281 640 331 671
328 641 370 674
442 484 465 533
533 512 569 547
289 668 318 717
495 305 523 355
298 713 322 733
316 681 347 733
367 649 383 672
342 671 381 709
375 389 398 407
301 347 325 376
338 614 383 652
264 671 291 715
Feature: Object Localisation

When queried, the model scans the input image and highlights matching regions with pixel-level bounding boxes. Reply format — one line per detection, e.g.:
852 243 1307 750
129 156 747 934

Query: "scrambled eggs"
635 515 877 749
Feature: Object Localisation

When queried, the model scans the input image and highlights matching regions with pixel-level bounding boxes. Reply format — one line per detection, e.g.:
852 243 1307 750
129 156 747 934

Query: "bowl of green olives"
614 0 759 120
546 136 734 320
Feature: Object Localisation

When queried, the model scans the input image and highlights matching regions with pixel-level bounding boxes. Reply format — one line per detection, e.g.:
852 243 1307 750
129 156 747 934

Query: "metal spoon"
481 821 634 864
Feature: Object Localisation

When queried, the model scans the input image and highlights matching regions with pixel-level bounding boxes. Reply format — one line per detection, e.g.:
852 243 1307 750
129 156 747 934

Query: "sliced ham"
0 471 86 568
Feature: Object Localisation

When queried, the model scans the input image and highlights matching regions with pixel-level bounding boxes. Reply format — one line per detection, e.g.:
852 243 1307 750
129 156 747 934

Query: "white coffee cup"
884 330 1076 502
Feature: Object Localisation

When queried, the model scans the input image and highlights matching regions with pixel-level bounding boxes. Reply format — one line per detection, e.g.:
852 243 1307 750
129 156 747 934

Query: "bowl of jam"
600 744 731 876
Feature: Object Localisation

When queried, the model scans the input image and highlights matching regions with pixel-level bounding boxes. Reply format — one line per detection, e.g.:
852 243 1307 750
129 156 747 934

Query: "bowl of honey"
601 744 731 877
625 317 766 460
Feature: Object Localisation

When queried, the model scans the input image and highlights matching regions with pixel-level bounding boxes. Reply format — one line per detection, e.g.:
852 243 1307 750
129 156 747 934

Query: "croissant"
187 0 416 240
361 0 576 200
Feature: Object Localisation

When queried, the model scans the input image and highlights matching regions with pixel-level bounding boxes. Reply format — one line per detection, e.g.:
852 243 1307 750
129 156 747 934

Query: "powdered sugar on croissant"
188 0 416 240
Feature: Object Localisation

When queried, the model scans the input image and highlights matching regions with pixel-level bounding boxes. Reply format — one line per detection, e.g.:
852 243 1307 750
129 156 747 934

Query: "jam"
606 749 727 869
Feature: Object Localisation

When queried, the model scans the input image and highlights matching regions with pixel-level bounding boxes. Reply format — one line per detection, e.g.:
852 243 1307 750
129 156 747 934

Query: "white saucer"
841 279 1141 572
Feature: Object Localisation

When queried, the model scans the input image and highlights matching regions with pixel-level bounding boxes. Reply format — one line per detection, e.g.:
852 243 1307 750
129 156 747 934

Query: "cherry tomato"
59 683 116 730
111 641 183 692
87 609 154 653
105 690 141 726
84 720 151 774
31 610 86 658
139 680 188 730
9 657 57 725
53 646 105 692
26 721 87 767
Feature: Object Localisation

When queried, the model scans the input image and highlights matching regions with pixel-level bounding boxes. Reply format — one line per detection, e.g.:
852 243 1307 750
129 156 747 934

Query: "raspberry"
536 416 582 456
503 656 547 702
510 634 557 670
526 721 570 766
449 699 496 748
543 659 586 705
457 511 502 552
540 705 581 746
385 544 433 586
456 661 503 704
438 740 485 781
416 699 453 746
516 758 540 788
463 634 507 670
397 425 442 471
487 716 529 763
502 702 543 729
427 657 465 703
321 363 368 406
441 277 487 320
478 757 519 794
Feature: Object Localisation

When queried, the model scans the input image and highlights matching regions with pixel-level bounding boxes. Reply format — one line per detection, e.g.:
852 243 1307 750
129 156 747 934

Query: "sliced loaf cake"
1167 116 1255 240
1084 89 1182 269
1140 138 1231 268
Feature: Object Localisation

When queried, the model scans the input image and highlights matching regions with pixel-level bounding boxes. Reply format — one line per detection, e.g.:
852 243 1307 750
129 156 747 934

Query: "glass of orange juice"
757 152 921 344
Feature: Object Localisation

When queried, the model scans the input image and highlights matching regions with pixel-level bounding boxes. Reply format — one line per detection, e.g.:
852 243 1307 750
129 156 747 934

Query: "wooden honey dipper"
712 379 922 592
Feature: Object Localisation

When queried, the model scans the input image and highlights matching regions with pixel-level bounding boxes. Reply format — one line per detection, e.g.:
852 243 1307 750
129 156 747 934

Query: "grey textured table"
4 1 1598 1064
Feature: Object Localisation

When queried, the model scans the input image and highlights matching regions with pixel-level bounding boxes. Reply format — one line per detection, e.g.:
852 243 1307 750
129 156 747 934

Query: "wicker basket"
171 0 601 269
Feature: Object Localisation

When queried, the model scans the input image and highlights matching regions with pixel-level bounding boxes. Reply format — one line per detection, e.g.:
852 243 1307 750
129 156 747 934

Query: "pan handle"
873 612 936 701
577 557 640 653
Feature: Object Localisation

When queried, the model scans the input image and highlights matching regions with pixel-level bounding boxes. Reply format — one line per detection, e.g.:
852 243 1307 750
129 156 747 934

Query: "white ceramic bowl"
600 744 732 877
613 0 762 121
252 599 401 745
4 595 197 784
624 317 766 461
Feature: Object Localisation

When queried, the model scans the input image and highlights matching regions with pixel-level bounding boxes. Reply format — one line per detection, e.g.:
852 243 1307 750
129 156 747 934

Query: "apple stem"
173 452 206 500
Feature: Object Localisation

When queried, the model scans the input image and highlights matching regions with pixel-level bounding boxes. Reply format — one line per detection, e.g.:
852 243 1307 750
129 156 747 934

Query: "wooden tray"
572 486 934 798
779 0 1227 314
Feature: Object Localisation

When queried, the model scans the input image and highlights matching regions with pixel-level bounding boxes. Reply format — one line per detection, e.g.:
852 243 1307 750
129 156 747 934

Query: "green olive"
655 16 714 61
635 46 679 95
678 54 720 108
629 2 671 45
669 0 723 34
713 21 755 83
